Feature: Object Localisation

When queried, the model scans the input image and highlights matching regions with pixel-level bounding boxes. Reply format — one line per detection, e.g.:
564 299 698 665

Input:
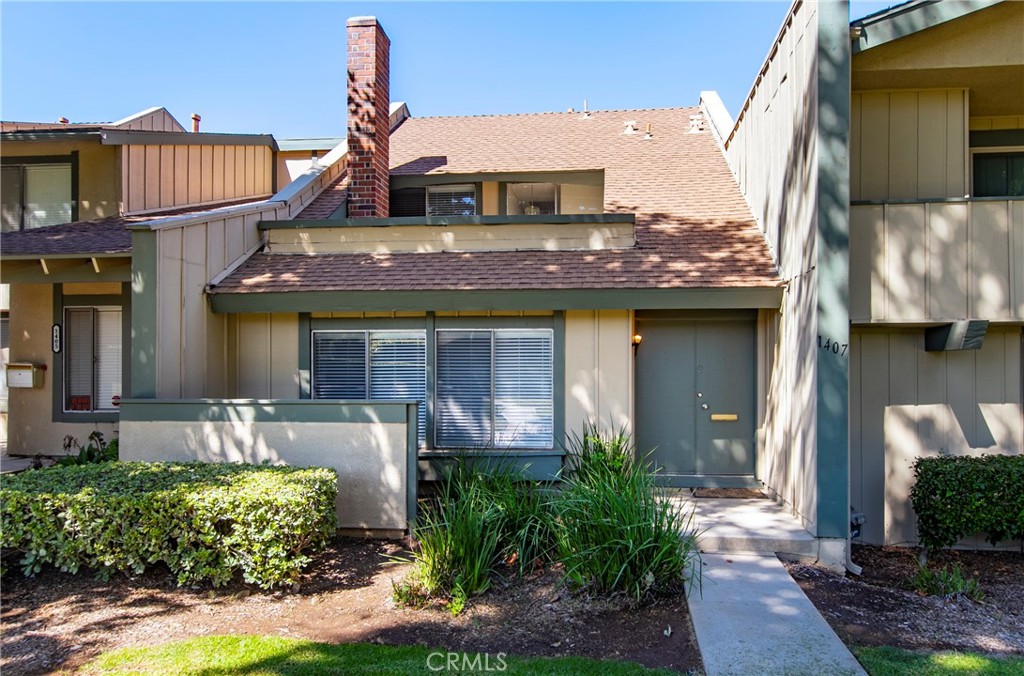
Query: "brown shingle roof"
214 107 780 294
0 198 270 257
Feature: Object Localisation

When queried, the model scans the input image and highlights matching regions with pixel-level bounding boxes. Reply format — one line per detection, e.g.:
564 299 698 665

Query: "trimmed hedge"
910 454 1024 551
1 462 337 588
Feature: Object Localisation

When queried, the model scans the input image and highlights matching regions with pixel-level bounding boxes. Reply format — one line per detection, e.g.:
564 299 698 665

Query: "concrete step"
671 496 818 559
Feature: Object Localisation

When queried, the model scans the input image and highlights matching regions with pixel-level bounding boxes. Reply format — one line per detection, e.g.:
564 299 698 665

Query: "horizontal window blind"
65 308 94 411
427 184 476 217
312 332 367 399
25 164 72 229
435 330 492 448
94 309 122 411
435 328 553 449
369 332 426 443
494 330 553 449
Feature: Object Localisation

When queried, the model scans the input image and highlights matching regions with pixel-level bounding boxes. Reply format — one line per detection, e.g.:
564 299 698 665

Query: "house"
4 3 1021 554
0 107 278 453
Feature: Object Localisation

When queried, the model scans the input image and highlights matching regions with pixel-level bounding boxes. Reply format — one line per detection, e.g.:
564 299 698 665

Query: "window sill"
54 411 119 424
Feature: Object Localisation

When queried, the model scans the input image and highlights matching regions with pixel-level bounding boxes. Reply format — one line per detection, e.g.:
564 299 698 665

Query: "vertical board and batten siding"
850 200 1024 322
563 310 634 437
724 0 820 532
122 144 273 214
146 154 346 399
850 328 1023 545
850 89 968 201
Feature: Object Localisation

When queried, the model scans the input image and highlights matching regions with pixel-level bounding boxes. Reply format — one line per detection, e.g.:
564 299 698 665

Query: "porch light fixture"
632 333 643 352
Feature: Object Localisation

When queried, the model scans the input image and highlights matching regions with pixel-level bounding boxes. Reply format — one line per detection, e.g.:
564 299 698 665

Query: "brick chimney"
347 16 390 218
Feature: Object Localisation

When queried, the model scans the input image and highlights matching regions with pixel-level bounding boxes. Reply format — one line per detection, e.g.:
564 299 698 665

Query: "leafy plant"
1 462 336 588
555 427 701 603
911 563 984 602
57 431 118 466
910 455 1024 551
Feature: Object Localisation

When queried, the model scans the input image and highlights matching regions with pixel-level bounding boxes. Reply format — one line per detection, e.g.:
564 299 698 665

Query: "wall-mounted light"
632 333 643 352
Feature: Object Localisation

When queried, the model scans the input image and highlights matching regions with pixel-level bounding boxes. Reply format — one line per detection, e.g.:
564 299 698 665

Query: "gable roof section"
215 107 781 296
850 0 1000 53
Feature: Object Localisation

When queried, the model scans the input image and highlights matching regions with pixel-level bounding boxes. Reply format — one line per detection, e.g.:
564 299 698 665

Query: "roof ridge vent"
688 113 705 134
623 120 638 135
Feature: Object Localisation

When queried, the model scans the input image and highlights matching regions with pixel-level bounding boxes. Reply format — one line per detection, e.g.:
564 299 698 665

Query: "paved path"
688 553 866 676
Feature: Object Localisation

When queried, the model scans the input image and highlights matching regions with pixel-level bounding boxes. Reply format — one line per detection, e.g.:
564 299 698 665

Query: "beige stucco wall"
850 327 1023 545
2 140 120 221
123 144 273 215
725 0 820 532
120 402 413 531
5 284 118 455
851 200 1024 323
564 310 633 439
850 89 968 201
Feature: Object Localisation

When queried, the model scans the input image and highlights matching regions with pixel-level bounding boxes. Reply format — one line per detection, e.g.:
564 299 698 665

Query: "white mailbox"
6 363 46 388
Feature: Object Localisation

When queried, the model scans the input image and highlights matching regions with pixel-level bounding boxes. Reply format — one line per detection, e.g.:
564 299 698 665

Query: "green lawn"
82 635 681 675
855 646 1024 675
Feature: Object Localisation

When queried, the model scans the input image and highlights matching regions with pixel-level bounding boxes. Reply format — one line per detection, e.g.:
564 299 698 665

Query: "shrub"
555 428 701 603
1 462 337 588
910 454 1024 551
911 563 984 602
57 431 118 466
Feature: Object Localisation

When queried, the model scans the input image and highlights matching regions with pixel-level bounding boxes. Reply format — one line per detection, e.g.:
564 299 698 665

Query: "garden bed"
787 544 1024 656
0 537 702 675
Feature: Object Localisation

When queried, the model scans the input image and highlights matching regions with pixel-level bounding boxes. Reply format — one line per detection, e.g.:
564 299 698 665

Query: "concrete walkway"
688 553 865 676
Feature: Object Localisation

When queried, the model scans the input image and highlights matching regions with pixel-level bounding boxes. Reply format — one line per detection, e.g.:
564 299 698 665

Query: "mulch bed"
0 537 702 675
787 544 1024 656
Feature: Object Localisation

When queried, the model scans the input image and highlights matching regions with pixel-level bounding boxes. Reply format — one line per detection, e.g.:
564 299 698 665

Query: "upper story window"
506 182 556 215
1 154 77 232
389 185 478 217
973 151 1024 197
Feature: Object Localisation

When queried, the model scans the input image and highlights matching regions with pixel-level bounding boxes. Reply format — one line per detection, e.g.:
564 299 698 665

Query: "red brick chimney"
347 16 390 218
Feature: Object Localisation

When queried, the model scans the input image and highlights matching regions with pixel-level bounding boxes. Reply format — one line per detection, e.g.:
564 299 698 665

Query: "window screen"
389 187 426 217
1 163 73 231
435 328 553 449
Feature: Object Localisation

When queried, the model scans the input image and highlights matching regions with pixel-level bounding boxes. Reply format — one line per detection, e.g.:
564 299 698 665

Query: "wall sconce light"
632 333 643 352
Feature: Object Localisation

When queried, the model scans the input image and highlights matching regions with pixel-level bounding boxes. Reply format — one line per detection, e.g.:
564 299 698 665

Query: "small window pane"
436 330 492 447
973 152 1024 197
312 332 367 399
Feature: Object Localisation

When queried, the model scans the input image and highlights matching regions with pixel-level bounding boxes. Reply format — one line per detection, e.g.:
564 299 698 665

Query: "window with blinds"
312 331 427 443
435 329 553 449
1 163 73 232
64 307 122 412
426 184 476 217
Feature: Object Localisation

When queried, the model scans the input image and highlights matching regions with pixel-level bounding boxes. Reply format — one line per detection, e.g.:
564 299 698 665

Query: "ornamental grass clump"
555 425 701 603
1 462 337 588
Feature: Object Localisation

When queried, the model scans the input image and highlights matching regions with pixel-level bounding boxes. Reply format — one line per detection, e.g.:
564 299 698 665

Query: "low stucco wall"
119 399 417 533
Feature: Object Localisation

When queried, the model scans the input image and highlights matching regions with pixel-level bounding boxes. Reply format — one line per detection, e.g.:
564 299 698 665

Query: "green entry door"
635 314 756 482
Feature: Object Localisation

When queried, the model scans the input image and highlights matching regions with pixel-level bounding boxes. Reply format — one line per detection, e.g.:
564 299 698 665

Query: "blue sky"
2 2 895 139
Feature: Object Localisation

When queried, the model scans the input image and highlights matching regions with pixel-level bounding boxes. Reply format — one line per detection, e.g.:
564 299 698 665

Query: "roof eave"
850 0 1000 54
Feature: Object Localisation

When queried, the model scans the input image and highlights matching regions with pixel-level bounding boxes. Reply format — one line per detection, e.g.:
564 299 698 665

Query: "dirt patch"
1 537 702 675
787 544 1024 656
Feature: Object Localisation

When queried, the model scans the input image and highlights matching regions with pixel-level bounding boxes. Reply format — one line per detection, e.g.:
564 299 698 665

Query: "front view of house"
3 3 1020 562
